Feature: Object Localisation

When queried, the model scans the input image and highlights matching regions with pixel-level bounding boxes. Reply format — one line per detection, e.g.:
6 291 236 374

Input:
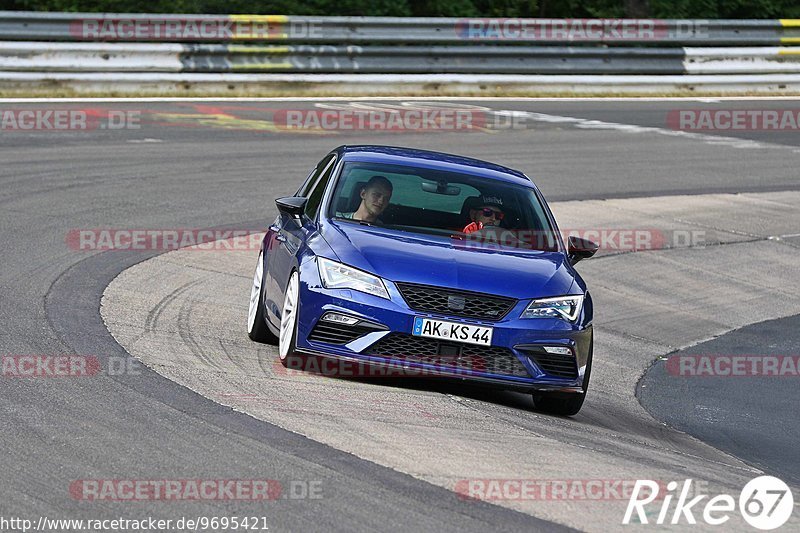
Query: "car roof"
334 145 534 188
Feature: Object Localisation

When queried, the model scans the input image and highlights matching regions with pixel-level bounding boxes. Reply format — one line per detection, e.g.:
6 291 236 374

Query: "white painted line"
497 109 777 150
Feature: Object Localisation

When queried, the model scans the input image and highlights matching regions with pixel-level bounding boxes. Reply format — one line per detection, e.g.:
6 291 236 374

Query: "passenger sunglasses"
480 208 504 220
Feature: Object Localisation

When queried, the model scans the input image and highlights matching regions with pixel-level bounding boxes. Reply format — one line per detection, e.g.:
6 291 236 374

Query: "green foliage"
470 0 538 17
3 0 799 18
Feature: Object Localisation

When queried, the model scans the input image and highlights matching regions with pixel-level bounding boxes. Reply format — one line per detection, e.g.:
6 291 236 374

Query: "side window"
304 156 337 218
296 154 334 197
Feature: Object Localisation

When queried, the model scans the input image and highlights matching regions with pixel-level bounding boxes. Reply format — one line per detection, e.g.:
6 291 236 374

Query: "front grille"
395 282 516 321
519 348 578 379
367 333 530 378
308 322 379 345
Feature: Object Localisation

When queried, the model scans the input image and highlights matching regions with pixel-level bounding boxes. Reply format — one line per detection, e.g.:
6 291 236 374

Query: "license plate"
412 317 493 346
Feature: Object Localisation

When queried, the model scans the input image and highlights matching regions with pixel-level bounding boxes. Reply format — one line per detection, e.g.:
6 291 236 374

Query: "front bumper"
295 261 592 393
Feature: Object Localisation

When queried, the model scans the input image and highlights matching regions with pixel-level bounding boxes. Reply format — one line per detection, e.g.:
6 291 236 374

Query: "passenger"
337 175 393 224
462 195 505 234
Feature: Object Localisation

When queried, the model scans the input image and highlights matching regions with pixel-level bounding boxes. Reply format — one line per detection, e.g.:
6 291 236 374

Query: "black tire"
532 343 593 417
532 390 586 417
247 252 278 344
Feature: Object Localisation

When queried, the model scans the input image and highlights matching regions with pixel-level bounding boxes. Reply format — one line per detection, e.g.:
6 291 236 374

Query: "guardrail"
1 12 800 94
3 42 800 75
2 12 800 45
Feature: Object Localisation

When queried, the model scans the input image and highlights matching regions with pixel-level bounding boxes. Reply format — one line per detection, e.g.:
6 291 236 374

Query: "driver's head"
470 195 505 227
359 175 393 219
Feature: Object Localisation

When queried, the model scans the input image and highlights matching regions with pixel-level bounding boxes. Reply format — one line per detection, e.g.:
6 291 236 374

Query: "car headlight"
318 257 389 300
521 295 583 321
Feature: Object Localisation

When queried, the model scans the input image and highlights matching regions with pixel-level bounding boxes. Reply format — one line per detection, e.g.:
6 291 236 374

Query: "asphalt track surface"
639 314 800 486
102 190 800 531
1 97 799 531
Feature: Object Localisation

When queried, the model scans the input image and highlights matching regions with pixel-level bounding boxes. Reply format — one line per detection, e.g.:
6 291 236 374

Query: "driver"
337 175 393 224
462 195 505 234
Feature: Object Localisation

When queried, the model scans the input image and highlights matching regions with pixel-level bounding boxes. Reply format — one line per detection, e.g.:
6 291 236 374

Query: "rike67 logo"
624 476 794 530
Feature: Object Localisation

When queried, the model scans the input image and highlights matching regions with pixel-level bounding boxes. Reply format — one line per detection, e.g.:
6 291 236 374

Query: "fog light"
321 312 359 325
543 346 573 356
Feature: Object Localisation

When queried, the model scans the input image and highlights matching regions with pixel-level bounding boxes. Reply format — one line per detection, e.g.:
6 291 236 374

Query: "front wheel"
247 251 278 344
532 391 586 417
532 346 592 417
278 270 301 367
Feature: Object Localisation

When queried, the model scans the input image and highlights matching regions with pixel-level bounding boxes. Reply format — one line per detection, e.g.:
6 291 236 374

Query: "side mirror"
568 236 598 265
276 196 307 218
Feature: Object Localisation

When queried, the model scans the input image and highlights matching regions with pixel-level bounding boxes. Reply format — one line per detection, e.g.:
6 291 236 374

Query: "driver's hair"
363 175 393 193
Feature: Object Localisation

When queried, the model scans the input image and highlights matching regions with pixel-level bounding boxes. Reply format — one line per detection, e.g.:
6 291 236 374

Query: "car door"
264 154 337 325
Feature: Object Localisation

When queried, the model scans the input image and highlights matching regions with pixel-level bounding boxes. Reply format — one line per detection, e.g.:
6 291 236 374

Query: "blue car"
247 145 598 416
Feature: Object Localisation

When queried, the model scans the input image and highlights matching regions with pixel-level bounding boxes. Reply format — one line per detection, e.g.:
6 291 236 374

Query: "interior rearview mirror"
421 181 461 195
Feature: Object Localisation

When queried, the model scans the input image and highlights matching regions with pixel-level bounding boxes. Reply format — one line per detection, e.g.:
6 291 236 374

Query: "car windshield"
327 161 560 252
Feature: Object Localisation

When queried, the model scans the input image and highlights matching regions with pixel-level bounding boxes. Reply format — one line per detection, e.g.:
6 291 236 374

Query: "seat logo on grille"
447 295 466 311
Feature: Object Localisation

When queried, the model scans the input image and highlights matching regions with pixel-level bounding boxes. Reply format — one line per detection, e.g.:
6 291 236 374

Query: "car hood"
321 221 577 299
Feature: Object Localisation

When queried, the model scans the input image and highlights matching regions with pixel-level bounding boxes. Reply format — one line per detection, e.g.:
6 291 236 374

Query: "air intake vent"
368 333 529 377
396 282 516 321
308 322 380 345
519 346 578 379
